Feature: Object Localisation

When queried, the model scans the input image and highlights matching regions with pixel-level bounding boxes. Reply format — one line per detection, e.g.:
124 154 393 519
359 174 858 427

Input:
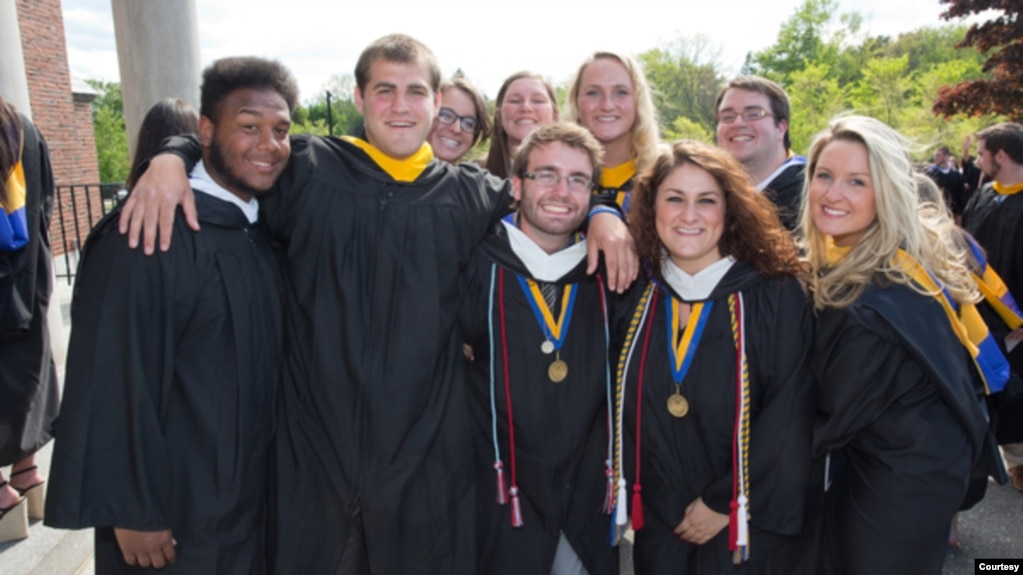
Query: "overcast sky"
61 0 964 102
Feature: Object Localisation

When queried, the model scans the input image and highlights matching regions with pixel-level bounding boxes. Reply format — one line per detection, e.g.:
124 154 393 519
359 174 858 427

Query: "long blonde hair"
564 52 660 177
801 115 977 310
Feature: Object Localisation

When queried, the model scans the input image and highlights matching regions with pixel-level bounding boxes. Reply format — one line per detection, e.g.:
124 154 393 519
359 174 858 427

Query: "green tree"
663 116 713 144
848 55 914 128
751 0 850 83
638 35 726 137
786 62 847 153
86 80 129 183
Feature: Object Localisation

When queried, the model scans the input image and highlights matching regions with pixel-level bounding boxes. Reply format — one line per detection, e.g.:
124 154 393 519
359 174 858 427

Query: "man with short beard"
45 56 296 574
460 123 618 575
961 122 1023 493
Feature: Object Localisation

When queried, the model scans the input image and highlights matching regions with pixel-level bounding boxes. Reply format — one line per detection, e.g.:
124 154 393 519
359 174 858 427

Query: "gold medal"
541 340 555 355
548 359 568 382
667 392 689 418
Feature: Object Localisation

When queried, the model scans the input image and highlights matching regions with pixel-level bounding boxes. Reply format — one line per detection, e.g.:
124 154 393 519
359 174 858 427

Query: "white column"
111 0 201 158
0 0 32 117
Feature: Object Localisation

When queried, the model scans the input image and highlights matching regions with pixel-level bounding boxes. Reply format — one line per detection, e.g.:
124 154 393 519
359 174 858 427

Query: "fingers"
586 239 600 276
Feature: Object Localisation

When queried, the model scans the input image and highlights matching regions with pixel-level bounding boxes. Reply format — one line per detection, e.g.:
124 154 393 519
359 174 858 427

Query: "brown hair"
484 71 559 179
355 34 441 93
128 98 200 189
0 95 24 208
512 122 604 186
629 139 803 280
440 77 491 149
715 75 792 150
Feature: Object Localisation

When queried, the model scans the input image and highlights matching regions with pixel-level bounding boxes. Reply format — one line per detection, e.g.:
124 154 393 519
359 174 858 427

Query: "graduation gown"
253 135 510 574
618 263 815 575
0 114 59 466
812 282 995 575
45 192 284 575
962 185 1023 443
761 161 805 232
459 222 618 575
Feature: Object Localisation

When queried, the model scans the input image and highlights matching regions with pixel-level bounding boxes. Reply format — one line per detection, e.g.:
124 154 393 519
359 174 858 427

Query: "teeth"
674 227 702 235
390 122 413 127
251 161 272 168
514 119 537 125
596 116 617 122
730 135 753 142
822 206 847 216
438 137 460 148
542 204 571 214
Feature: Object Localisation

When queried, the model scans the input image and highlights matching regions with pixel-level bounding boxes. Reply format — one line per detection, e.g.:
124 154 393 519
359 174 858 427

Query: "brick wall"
18 0 103 257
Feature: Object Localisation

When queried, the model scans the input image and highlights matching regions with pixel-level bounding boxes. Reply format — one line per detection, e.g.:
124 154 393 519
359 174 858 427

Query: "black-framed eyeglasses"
436 107 478 133
522 169 594 193
717 107 775 125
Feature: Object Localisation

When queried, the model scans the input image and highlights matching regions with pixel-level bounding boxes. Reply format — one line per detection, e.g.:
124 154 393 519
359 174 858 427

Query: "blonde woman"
802 116 1005 574
565 52 660 212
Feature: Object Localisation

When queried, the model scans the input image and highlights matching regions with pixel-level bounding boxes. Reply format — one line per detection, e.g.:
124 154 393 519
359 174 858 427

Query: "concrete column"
111 0 201 159
0 0 32 117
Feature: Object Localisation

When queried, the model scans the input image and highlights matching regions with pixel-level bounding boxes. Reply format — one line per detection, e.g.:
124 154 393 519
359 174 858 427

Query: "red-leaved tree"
933 0 1023 122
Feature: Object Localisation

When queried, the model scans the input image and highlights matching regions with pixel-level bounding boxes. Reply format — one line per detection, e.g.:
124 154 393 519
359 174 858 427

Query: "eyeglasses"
522 169 594 193
436 107 478 133
717 107 775 125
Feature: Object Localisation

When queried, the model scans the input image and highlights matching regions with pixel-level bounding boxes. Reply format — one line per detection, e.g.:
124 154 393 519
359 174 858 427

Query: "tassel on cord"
736 495 749 546
728 500 739 551
630 483 645 531
509 486 524 527
615 478 628 526
603 464 615 514
494 461 508 505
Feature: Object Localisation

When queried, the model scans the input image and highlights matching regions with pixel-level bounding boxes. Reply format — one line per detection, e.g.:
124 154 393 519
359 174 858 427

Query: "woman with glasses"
428 78 491 164
802 116 1004 574
484 72 558 179
565 52 660 213
614 140 815 574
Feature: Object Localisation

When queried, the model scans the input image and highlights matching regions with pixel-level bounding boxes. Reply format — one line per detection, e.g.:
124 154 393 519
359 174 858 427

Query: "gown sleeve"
45 215 196 531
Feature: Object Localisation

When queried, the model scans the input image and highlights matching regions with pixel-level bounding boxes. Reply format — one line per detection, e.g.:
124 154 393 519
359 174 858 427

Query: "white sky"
61 0 963 103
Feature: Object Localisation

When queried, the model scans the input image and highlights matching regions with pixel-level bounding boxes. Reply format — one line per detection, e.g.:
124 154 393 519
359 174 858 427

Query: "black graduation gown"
762 162 805 232
256 135 510 574
0 114 59 466
459 225 618 575
811 282 995 575
962 185 1023 442
45 192 284 575
618 264 815 575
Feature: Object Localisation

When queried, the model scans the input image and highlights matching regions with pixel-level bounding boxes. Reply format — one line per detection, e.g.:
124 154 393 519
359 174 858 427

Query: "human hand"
463 343 475 362
586 211 638 293
673 497 729 545
113 527 177 569
118 154 198 254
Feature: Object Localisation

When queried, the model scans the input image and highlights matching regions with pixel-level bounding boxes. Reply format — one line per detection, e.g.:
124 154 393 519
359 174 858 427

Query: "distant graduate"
45 57 297 574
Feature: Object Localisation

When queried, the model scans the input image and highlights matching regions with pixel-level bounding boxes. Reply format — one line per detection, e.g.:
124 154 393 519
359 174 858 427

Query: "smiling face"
500 78 557 149
575 57 636 150
715 87 787 176
808 139 877 247
654 163 726 274
354 58 439 160
201 87 292 201
428 87 476 163
512 141 594 254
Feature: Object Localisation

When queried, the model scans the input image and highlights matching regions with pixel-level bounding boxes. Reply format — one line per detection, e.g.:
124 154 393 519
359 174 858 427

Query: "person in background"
428 77 490 164
803 115 1005 574
714 76 806 231
565 51 660 213
484 71 558 179
0 94 59 544
924 144 968 220
126 98 199 191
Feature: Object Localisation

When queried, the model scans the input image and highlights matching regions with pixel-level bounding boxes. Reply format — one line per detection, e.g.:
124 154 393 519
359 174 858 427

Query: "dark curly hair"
200 56 299 123
628 139 804 280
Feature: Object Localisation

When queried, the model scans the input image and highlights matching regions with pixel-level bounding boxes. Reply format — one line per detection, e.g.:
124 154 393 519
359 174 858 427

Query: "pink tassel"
630 483 645 531
728 500 739 551
603 467 615 514
494 461 508 505
509 486 524 527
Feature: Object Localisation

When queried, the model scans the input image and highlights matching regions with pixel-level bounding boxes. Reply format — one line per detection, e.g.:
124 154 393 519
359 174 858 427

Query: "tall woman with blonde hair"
565 52 659 213
614 140 815 574
802 115 1005 574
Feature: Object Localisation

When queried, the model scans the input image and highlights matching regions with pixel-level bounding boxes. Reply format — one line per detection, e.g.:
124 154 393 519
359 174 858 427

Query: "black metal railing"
52 182 125 284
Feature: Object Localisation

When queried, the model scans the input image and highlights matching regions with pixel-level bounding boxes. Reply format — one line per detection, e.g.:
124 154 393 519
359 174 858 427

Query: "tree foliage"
86 79 129 183
291 74 363 137
637 35 726 140
933 0 1023 122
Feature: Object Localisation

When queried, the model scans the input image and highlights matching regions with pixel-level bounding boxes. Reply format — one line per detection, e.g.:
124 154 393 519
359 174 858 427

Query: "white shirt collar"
502 219 588 282
661 255 736 300
756 155 807 192
188 160 260 224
